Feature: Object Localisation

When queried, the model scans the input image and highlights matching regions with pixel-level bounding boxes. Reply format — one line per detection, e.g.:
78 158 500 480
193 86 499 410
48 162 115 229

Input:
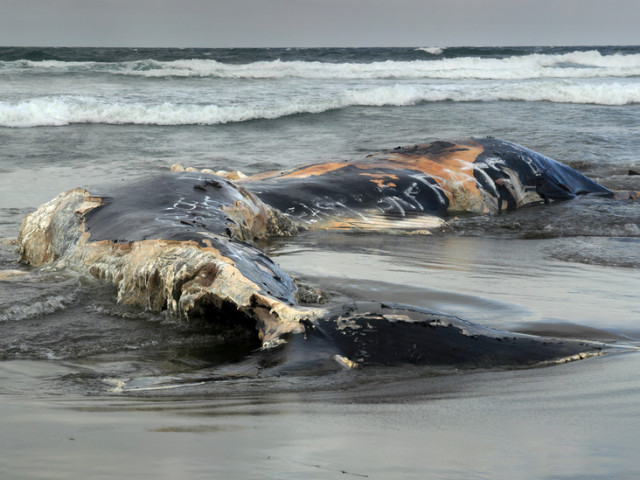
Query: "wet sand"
2 233 639 479
2 352 640 480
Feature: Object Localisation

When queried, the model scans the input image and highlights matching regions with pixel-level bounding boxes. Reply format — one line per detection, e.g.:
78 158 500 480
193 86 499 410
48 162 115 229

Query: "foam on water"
2 80 639 127
2 47 639 128
416 47 445 55
3 50 640 79
344 81 640 106
0 96 341 127
0 293 75 323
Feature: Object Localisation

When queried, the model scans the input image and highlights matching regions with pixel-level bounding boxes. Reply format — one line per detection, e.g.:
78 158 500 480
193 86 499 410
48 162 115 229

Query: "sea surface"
1 46 640 479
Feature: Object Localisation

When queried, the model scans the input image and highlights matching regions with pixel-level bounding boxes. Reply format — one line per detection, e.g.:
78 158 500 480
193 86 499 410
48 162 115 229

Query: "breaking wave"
0 293 75 323
416 47 445 56
2 80 639 127
3 50 640 80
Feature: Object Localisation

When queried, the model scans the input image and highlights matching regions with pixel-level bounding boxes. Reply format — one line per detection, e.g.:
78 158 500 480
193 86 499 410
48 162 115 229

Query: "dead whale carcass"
17 177 310 346
17 139 623 368
240 137 618 231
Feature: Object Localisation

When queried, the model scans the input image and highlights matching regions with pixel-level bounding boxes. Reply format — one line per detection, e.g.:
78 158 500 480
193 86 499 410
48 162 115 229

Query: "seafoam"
1 48 640 128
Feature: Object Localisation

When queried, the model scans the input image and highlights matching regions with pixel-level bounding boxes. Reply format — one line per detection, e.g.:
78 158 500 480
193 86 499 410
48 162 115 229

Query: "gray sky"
1 0 638 48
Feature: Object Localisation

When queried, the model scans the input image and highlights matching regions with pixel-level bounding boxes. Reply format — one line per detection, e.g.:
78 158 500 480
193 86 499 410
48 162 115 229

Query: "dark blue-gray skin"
240 137 618 231
58 138 632 369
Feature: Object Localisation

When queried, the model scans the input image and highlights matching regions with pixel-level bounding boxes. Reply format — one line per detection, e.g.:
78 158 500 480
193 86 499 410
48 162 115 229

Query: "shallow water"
268 233 640 334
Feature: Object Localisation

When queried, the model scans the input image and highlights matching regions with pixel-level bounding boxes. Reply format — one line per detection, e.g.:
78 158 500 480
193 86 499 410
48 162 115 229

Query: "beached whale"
17 138 632 369
242 136 622 231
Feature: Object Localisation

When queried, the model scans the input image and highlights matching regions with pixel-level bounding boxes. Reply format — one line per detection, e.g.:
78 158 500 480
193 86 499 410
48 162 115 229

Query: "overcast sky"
1 0 638 48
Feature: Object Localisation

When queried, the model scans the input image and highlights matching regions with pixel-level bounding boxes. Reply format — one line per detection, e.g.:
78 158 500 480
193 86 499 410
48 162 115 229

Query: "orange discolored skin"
241 138 613 232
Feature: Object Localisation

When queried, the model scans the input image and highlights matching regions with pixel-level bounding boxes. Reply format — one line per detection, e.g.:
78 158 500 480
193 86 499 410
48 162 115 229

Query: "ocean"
1 45 640 479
